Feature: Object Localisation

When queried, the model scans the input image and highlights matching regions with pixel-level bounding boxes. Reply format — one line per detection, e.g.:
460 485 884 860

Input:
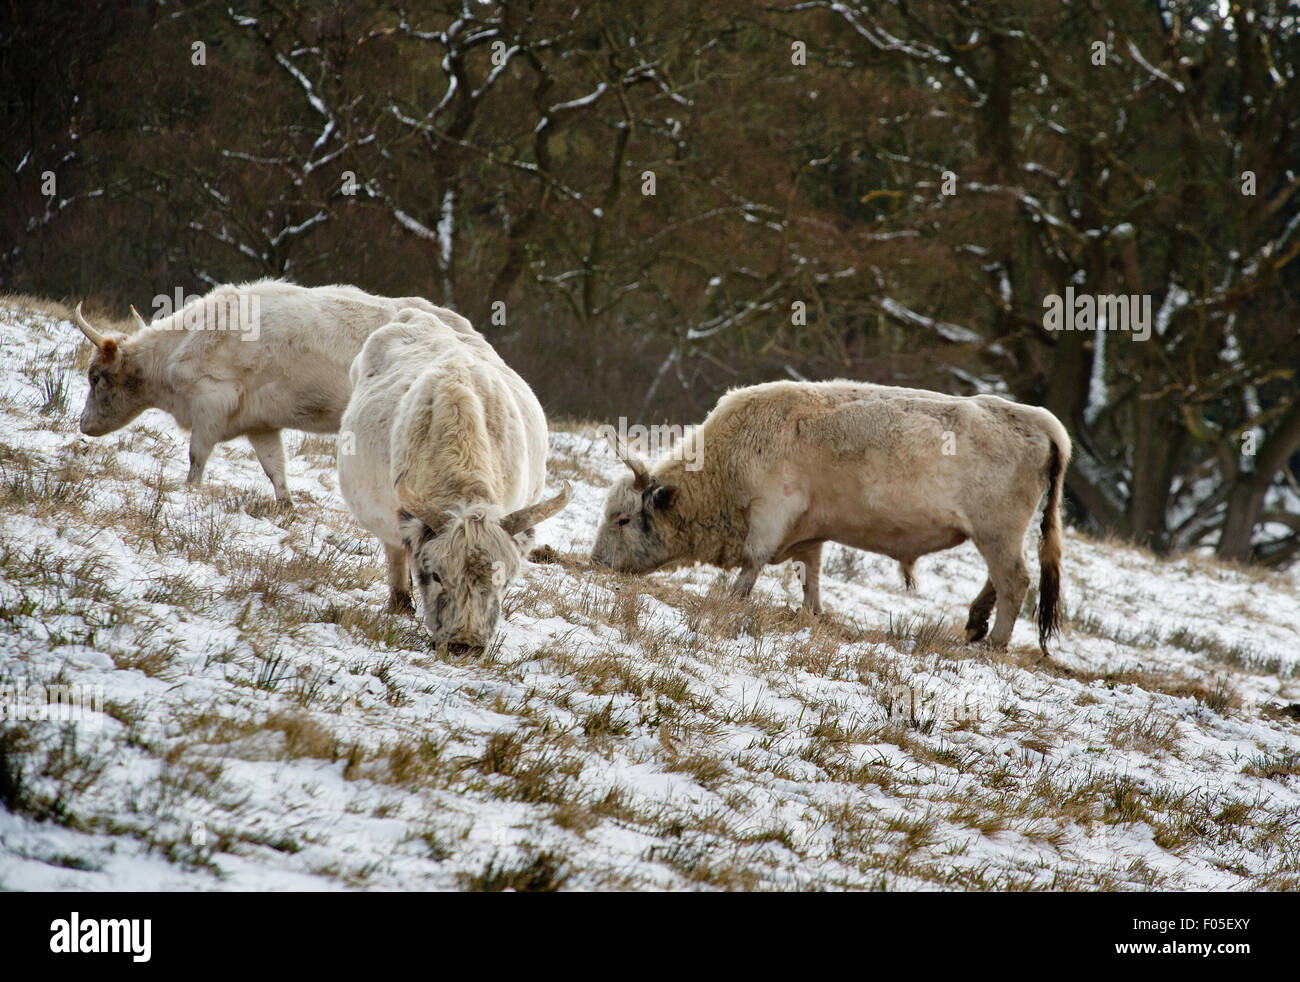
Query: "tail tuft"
1037 439 1066 653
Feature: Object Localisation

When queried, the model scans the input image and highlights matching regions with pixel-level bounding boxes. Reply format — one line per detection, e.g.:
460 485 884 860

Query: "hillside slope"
1 297 1298 890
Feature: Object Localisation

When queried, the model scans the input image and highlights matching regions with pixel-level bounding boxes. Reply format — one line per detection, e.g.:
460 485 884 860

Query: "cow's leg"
733 559 766 599
248 430 292 506
731 503 792 599
384 543 414 615
977 541 1030 649
186 421 222 487
964 578 997 643
789 541 824 614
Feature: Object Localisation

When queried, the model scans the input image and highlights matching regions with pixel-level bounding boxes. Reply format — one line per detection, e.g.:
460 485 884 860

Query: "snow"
548 83 609 114
438 190 455 270
879 298 980 343
391 209 440 242
1155 284 1190 337
1086 314 1108 425
1 299 1299 891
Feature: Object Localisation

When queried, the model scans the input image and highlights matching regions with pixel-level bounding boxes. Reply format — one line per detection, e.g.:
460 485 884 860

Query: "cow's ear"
652 485 679 511
396 509 428 552
99 337 119 363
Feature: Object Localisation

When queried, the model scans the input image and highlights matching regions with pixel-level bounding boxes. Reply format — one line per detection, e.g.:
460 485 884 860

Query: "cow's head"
397 482 572 651
71 303 151 437
590 447 681 573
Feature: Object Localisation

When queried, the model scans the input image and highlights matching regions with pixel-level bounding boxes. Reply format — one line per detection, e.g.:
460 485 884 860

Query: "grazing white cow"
69 279 472 505
591 380 1070 652
337 309 571 650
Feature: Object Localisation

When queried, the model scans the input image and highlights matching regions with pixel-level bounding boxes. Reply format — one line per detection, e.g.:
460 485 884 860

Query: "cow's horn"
602 428 651 490
623 453 651 490
73 303 106 348
501 481 573 536
130 305 148 331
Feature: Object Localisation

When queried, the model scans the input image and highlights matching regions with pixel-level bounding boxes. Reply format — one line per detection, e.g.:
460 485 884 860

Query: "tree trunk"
1217 480 1268 562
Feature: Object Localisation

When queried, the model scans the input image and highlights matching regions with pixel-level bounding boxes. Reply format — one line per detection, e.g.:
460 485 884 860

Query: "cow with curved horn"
592 380 1070 653
338 309 571 651
67 279 475 506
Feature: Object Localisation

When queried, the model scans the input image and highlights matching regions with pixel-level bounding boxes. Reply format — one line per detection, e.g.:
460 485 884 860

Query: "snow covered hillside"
1 297 1298 891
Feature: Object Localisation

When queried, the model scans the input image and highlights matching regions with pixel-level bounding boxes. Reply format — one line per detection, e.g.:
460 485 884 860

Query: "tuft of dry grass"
1242 750 1300 782
458 849 573 891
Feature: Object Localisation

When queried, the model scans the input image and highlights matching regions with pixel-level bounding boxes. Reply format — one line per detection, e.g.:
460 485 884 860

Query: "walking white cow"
337 309 571 651
69 278 472 505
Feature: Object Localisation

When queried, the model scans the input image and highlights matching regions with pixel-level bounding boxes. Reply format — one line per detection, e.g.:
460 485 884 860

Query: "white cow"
337 309 570 650
70 278 472 505
592 380 1071 652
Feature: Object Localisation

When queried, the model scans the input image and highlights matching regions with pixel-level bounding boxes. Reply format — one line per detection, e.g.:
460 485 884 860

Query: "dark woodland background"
2 1 1299 564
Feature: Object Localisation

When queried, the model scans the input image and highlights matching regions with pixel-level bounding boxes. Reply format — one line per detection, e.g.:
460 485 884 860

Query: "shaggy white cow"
337 309 571 650
591 380 1070 652
70 279 472 505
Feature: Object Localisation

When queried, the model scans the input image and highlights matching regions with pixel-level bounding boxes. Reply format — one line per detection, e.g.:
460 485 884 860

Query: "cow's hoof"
387 592 415 615
1037 654 1073 676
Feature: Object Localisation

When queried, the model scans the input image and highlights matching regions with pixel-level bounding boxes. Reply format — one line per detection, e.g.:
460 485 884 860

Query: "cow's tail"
1037 435 1068 654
